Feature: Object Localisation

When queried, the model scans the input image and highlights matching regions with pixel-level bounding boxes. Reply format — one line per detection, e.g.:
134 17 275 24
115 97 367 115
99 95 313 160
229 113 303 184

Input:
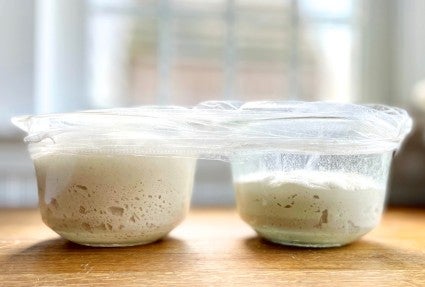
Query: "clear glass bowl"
13 108 199 247
222 101 412 247
231 152 392 247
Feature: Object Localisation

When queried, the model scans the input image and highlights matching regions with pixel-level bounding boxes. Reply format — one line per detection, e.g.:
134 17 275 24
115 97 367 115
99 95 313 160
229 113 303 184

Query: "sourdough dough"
34 153 196 246
234 170 385 247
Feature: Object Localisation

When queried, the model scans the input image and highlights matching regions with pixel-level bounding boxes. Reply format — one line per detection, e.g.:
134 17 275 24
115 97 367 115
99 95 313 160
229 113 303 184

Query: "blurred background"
1 0 425 207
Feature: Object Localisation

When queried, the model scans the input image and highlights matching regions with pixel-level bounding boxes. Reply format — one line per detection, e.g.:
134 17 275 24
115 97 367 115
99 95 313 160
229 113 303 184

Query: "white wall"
0 1 36 206
35 0 88 113
0 0 34 136
393 0 425 107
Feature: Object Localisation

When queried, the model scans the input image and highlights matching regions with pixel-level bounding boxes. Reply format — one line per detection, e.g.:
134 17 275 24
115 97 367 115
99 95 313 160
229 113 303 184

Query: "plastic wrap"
195 101 413 155
12 101 412 159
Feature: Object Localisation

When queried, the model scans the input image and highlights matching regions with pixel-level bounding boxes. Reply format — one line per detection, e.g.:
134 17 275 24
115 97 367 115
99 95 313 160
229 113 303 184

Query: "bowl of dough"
12 107 202 247
223 101 412 247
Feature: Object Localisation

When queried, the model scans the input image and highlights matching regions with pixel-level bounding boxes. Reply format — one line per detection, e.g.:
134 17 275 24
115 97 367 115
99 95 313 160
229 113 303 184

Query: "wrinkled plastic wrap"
195 101 413 155
12 101 412 159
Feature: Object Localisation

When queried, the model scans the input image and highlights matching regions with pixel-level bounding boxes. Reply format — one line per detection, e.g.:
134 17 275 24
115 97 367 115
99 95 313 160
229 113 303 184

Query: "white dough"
34 153 196 246
234 170 385 247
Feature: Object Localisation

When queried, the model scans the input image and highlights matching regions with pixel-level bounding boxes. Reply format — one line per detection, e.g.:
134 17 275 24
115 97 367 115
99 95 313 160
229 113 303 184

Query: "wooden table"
0 208 424 286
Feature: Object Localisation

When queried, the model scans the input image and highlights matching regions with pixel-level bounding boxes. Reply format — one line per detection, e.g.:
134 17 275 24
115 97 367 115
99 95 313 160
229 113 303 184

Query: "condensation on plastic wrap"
12 101 413 160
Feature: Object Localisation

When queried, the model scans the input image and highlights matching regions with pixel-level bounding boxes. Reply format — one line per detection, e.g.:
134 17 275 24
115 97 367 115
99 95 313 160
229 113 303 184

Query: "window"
87 0 356 107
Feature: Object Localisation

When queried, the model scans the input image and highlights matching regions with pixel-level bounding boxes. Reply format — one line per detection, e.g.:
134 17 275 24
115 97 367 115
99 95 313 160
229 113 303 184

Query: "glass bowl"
13 108 199 247
225 101 412 247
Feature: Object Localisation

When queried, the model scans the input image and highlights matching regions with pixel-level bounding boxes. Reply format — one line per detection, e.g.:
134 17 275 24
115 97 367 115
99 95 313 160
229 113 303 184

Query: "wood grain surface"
0 208 424 286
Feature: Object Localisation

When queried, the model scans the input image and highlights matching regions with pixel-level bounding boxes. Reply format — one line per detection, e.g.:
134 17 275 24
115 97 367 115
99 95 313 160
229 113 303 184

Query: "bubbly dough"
234 170 385 247
34 153 196 246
